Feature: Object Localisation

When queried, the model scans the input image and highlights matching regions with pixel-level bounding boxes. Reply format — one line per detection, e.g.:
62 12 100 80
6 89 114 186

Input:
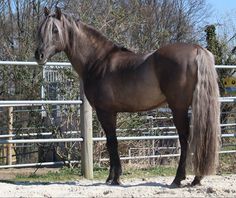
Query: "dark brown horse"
35 7 221 187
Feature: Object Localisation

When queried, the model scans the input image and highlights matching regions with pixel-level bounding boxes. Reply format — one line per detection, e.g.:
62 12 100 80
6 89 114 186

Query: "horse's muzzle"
35 48 47 65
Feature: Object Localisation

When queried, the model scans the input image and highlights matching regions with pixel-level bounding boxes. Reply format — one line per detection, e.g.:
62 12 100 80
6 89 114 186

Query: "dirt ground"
0 168 235 197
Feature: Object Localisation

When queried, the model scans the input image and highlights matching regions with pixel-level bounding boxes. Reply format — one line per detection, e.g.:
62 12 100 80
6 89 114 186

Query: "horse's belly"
110 72 166 112
118 86 166 112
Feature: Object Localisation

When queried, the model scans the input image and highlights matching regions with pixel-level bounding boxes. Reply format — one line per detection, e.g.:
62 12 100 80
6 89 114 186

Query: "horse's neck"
65 22 114 78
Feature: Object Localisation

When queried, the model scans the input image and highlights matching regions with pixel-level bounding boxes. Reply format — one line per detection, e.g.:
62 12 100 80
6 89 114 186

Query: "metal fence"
0 61 236 179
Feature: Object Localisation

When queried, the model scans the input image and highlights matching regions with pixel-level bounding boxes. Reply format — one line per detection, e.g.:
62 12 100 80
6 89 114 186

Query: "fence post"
7 106 13 165
80 80 93 179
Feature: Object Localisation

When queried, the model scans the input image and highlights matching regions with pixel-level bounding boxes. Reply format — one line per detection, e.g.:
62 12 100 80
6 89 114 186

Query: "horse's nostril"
40 53 44 60
35 49 44 61
35 50 39 59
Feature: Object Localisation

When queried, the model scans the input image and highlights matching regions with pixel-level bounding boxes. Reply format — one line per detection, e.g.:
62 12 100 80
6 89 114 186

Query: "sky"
207 0 236 22
205 0 236 42
207 0 236 12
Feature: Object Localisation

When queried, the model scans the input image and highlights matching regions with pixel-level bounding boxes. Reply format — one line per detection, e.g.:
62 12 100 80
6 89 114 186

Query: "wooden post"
80 80 93 179
7 106 13 165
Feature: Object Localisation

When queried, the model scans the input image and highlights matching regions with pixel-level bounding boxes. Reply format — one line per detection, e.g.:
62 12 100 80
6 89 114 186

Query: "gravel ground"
0 174 235 197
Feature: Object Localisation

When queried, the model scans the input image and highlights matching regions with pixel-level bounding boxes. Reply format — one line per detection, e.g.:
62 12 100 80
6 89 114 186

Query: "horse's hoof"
170 181 181 188
191 180 202 186
106 179 121 186
191 176 203 186
191 179 201 186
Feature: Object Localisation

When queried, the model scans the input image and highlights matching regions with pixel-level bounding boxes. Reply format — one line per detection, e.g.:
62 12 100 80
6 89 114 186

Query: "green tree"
205 25 223 65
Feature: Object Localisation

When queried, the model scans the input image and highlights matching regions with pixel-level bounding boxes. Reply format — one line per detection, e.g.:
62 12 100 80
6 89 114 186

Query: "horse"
35 7 221 187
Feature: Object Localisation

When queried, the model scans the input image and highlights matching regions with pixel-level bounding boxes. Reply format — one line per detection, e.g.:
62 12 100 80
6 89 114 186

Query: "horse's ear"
44 7 50 17
55 6 62 20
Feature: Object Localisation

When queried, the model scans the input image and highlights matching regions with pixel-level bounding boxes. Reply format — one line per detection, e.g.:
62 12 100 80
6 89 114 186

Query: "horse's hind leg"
170 108 190 187
96 109 122 185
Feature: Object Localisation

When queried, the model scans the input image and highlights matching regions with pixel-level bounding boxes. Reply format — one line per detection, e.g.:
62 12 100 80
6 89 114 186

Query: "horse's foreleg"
96 109 122 185
171 108 189 187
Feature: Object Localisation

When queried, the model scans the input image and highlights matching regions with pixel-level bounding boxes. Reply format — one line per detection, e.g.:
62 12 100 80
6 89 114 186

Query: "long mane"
75 22 147 76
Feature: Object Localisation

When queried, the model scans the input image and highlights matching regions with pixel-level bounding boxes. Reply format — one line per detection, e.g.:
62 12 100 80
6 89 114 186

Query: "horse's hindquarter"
154 43 199 109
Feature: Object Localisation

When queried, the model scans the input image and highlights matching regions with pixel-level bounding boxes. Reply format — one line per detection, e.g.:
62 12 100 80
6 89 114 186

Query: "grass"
13 166 177 183
15 167 82 183
122 166 176 179
93 165 177 181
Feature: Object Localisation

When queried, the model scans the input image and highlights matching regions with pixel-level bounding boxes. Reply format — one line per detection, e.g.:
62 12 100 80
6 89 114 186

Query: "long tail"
188 48 221 176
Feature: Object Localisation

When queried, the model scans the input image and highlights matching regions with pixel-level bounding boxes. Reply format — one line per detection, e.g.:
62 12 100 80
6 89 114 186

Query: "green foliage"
205 25 223 65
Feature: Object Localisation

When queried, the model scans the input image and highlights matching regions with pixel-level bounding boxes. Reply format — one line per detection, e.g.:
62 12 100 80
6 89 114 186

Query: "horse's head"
35 7 67 65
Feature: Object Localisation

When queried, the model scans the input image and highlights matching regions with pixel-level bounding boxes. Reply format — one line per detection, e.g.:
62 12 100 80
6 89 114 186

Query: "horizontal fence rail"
0 61 236 176
0 131 79 138
0 100 82 107
215 65 236 68
0 134 234 144
219 97 236 103
0 161 79 169
0 61 71 67
0 138 83 144
0 123 235 138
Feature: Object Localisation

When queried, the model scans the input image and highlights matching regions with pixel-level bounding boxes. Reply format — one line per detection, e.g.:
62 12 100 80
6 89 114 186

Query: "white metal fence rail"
0 61 236 179
0 100 82 107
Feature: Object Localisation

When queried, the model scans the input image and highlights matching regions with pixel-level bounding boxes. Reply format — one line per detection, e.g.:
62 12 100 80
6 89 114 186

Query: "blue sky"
206 0 236 42
207 0 236 12
207 0 236 22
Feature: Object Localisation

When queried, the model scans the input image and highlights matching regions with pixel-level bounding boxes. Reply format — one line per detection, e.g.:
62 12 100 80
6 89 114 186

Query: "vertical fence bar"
7 106 13 165
80 80 93 179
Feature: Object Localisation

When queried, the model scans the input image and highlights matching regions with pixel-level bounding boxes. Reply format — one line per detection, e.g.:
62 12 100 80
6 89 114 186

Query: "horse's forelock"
38 17 52 44
53 18 66 46
38 15 67 47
